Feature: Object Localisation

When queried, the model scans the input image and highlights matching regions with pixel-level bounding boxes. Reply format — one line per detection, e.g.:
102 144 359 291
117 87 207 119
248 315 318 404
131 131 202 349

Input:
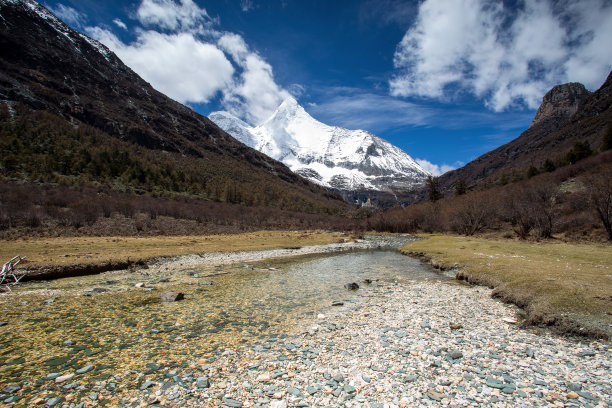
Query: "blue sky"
44 0 612 175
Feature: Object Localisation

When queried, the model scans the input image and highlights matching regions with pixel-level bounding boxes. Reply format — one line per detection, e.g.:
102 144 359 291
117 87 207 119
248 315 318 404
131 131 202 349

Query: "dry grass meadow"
402 234 612 338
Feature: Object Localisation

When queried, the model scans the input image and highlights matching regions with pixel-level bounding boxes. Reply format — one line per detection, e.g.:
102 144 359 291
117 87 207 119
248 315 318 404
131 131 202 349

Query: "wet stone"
159 291 184 302
76 365 94 374
3 396 21 404
46 397 64 407
140 380 156 390
2 384 21 394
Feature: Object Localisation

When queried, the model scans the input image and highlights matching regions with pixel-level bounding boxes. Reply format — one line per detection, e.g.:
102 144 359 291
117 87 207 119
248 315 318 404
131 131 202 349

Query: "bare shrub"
449 192 494 236
583 166 612 240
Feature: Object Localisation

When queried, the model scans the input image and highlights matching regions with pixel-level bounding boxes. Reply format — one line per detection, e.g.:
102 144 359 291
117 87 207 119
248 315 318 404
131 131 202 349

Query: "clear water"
0 249 446 389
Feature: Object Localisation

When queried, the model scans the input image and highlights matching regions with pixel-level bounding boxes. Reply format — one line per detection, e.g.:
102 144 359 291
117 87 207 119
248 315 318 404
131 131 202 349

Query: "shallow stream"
0 243 447 397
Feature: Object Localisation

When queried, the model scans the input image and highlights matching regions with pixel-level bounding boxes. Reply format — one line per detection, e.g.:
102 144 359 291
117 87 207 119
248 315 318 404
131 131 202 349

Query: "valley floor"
0 231 353 281
0 234 610 407
401 234 612 339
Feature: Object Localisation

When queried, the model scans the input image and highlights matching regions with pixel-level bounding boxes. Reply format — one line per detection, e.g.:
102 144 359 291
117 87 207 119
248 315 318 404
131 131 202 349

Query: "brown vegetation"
367 151 612 242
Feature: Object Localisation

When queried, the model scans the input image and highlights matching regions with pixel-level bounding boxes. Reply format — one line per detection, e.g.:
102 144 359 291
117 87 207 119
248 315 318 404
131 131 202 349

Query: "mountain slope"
437 72 612 194
0 0 350 215
210 97 429 207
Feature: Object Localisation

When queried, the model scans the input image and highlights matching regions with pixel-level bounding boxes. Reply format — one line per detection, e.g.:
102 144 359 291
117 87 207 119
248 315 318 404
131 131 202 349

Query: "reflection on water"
0 250 445 388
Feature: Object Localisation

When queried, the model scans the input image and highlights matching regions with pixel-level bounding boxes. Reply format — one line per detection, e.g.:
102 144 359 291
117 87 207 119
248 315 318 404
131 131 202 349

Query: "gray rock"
89 393 98 401
420 320 431 329
222 397 242 407
486 378 506 389
198 280 213 286
577 391 598 401
159 291 184 302
76 365 94 374
576 350 596 357
344 384 357 394
333 373 344 383
90 288 107 293
448 350 463 360
140 380 156 390
0 322 8 327
502 385 516 394
4 396 21 403
196 376 209 388
46 397 64 407
306 385 318 395
43 299 55 305
287 387 303 397
426 389 446 401
568 382 582 392
344 282 359 290
332 301 344 306
2 384 21 394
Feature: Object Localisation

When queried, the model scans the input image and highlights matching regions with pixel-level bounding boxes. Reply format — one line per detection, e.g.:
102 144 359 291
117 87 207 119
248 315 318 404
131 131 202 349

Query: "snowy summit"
210 97 429 204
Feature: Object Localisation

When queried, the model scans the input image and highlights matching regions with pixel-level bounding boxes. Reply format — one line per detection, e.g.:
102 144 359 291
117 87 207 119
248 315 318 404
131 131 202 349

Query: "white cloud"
391 0 612 111
47 3 85 28
86 0 290 121
222 53 292 124
216 33 291 124
136 0 210 31
112 18 127 30
415 159 456 176
87 27 234 104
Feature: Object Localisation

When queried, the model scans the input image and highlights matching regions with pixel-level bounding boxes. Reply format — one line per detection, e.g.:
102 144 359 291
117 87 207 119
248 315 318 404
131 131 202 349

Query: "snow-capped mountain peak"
210 99 429 204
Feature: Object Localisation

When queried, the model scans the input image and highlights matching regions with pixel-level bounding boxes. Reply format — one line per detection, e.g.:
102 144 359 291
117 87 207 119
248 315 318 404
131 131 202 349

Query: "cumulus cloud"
390 0 612 111
86 0 290 123
136 0 211 31
415 159 456 176
217 33 292 124
47 3 85 28
112 18 127 30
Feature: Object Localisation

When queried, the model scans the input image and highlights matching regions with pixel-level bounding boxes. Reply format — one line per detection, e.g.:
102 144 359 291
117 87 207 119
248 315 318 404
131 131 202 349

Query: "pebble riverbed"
0 237 610 408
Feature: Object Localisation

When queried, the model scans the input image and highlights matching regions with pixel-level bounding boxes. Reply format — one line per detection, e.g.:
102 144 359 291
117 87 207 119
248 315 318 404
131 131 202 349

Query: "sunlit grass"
1 230 347 268
402 234 612 338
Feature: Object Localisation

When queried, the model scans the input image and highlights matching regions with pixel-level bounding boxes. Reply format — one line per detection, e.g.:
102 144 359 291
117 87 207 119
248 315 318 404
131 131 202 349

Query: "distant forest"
0 105 356 237
1 104 610 241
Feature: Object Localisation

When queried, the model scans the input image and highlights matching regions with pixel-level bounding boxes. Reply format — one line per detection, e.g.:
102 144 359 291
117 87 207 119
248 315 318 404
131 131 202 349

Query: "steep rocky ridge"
436 72 612 195
0 0 350 214
530 83 591 128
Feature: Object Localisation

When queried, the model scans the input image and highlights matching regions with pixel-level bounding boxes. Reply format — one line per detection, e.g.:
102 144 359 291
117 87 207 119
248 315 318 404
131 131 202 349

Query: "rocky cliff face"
531 83 591 127
436 73 612 196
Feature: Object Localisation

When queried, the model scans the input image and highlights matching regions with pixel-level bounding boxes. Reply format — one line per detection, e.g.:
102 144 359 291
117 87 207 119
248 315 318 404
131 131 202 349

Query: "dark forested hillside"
0 0 352 237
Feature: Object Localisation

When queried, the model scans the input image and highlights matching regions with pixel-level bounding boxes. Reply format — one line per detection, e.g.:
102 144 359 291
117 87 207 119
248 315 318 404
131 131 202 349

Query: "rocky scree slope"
210 98 429 208
0 0 349 214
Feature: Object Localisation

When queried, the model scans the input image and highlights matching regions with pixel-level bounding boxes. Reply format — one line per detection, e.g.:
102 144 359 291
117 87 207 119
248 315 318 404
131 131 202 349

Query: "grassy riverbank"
401 235 612 339
0 230 347 269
